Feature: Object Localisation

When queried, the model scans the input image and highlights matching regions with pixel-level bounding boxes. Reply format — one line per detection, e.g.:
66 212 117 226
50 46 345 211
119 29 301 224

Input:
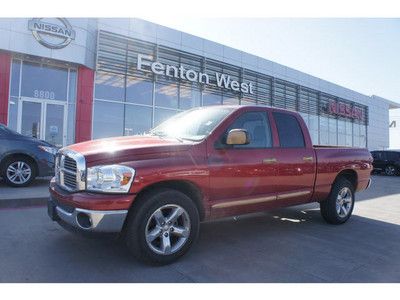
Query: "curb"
0 197 48 209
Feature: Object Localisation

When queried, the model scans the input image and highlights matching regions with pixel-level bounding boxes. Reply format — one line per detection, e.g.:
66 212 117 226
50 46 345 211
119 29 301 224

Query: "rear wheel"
124 188 200 265
320 178 355 224
384 165 397 176
1 156 36 187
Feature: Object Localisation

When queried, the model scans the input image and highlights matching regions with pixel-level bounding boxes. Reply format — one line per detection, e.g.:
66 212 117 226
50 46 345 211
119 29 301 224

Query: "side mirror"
226 129 250 145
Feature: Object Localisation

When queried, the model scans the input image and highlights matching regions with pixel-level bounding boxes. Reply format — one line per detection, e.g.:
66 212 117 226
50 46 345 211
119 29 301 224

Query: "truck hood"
65 135 193 164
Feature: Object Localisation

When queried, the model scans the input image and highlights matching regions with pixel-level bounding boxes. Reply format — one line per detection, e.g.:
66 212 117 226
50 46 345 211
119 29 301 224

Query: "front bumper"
48 196 128 233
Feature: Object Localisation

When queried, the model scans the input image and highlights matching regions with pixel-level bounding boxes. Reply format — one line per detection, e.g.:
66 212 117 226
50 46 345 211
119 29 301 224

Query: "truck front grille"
55 149 86 192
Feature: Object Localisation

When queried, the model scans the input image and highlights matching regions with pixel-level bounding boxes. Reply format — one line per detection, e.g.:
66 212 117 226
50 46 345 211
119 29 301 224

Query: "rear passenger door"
271 111 316 204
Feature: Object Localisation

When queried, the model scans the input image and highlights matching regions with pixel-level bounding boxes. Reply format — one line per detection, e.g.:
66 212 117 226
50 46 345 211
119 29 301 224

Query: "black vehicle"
0 124 57 187
371 150 400 176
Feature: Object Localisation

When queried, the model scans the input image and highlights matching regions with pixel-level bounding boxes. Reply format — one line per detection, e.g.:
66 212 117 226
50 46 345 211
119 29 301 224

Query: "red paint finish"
0 52 11 125
75 66 94 143
51 106 373 221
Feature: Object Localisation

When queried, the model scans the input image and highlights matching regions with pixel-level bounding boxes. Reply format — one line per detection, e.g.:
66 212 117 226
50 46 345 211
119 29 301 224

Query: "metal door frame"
17 96 68 146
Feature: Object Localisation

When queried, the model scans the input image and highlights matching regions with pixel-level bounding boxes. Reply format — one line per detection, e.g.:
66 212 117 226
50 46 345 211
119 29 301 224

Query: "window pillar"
0 52 11 125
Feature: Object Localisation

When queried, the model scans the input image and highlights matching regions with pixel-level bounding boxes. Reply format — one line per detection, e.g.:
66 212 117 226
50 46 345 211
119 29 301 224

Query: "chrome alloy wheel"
385 165 396 176
336 187 353 218
6 161 32 185
145 204 191 255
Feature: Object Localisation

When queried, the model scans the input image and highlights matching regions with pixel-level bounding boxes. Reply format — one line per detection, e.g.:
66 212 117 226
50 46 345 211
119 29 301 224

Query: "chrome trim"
366 178 372 190
56 148 86 192
277 190 311 200
56 206 128 233
212 195 276 209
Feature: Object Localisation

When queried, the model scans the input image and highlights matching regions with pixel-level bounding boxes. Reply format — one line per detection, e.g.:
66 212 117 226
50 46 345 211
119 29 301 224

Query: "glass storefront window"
319 116 329 145
68 70 77 103
240 98 256 106
10 60 20 97
126 77 153 105
21 61 68 101
155 83 178 109
8 97 18 131
92 101 124 139
95 72 125 102
329 118 337 145
124 105 153 135
203 92 222 106
179 85 201 110
223 95 239 105
154 108 179 127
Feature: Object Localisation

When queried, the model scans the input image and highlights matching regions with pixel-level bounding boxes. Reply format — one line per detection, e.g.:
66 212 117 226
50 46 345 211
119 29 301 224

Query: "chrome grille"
55 149 86 192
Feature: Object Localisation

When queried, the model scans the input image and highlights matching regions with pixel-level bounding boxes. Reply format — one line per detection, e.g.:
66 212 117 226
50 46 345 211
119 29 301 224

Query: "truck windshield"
150 107 235 141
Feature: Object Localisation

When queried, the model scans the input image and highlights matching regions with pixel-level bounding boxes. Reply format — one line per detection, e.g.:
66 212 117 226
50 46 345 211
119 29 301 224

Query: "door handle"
303 156 314 162
263 158 277 164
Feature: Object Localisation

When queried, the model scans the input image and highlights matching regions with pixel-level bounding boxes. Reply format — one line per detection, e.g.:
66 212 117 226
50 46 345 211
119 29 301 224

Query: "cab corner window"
227 111 272 149
273 112 305 148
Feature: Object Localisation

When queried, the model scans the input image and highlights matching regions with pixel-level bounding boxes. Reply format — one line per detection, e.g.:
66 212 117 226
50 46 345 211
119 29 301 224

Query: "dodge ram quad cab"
48 105 373 264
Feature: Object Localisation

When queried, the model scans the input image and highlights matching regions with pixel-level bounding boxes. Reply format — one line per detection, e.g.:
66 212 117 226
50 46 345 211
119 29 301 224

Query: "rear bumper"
48 196 128 233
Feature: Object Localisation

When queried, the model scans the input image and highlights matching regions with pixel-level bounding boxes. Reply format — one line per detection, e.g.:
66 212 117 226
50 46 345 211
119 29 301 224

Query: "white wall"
389 108 400 149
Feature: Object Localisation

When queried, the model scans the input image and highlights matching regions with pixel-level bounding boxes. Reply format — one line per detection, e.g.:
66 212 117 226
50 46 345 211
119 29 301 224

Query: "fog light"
76 212 92 229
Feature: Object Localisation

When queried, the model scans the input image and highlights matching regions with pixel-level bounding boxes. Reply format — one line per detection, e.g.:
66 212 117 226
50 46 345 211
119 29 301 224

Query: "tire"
384 165 397 176
1 156 36 187
320 177 355 225
124 188 200 265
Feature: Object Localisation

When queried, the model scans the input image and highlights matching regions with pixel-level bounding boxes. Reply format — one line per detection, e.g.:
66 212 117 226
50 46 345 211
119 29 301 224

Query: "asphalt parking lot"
0 175 399 283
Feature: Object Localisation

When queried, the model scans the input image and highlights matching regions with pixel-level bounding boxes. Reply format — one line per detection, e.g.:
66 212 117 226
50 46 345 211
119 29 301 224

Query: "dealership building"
0 18 399 149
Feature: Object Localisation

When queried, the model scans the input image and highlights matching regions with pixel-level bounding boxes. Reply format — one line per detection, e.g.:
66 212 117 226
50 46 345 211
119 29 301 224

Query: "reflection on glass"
95 72 125 101
329 118 337 145
67 104 76 145
155 83 178 108
93 101 124 139
154 108 179 127
203 92 222 106
223 95 239 105
8 97 18 131
10 60 20 97
179 85 201 110
45 104 64 147
240 98 256 106
21 61 68 100
21 102 41 139
69 70 77 103
126 77 153 105
124 105 152 135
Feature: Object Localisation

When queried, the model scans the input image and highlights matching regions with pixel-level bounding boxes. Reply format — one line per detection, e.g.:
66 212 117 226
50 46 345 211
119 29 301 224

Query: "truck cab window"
227 111 272 148
273 112 305 148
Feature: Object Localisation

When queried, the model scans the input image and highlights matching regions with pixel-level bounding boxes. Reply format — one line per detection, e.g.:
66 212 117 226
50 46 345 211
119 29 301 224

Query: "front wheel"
384 165 397 176
2 156 36 187
124 189 200 265
320 178 355 224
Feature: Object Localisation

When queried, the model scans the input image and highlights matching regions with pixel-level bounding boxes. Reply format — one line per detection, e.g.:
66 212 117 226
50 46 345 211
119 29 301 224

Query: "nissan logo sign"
28 18 76 49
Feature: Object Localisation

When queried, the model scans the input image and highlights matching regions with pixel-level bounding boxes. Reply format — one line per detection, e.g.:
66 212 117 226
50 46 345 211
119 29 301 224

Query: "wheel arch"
130 180 206 221
333 169 358 190
0 152 39 176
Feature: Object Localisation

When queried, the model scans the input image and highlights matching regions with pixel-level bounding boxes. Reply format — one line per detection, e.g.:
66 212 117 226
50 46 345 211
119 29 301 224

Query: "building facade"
0 18 398 149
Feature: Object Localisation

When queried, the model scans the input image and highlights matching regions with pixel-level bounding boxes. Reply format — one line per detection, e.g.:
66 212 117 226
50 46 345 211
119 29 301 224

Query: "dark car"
0 124 57 187
371 150 400 176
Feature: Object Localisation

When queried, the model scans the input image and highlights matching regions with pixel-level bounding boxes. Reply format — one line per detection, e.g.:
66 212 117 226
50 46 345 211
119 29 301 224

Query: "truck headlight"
86 165 135 193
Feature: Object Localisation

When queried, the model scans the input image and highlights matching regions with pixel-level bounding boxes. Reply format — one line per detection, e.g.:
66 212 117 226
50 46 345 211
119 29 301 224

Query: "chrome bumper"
48 198 128 233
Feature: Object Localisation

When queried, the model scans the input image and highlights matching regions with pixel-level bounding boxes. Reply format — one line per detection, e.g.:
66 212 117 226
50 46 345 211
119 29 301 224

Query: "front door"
208 110 278 215
17 97 67 147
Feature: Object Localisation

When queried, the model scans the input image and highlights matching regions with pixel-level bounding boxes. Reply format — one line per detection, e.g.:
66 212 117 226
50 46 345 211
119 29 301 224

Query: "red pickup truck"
48 105 372 264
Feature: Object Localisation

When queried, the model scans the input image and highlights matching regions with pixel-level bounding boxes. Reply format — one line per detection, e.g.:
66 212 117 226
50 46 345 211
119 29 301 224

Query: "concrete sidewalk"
0 177 51 208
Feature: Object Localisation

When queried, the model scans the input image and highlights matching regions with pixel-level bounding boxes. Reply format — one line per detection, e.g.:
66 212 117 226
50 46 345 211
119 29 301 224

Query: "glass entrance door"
18 98 67 147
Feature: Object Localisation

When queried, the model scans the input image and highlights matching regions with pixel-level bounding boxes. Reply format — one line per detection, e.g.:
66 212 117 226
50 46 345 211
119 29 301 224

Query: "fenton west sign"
137 54 255 95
